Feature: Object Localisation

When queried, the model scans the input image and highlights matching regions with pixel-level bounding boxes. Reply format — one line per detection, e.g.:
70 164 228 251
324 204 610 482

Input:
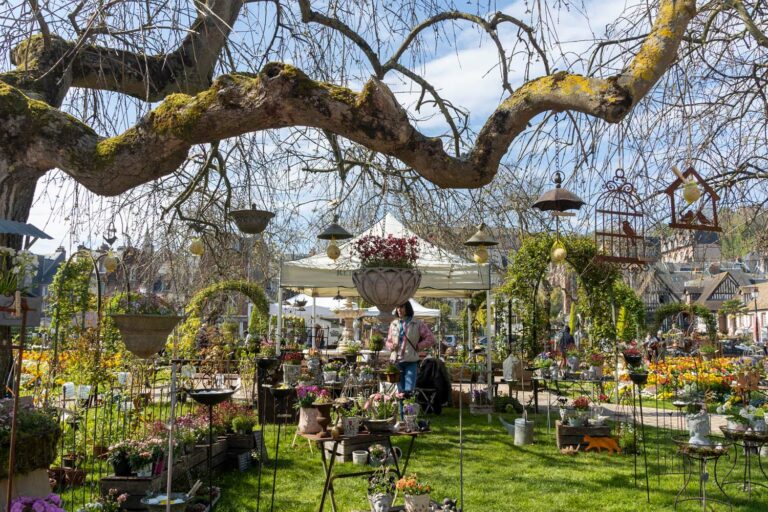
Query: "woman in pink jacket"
385 301 435 396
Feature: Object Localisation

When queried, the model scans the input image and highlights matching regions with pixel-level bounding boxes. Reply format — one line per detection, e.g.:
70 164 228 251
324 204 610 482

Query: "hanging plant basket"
352 268 421 314
110 314 183 358
229 206 274 234
629 372 649 386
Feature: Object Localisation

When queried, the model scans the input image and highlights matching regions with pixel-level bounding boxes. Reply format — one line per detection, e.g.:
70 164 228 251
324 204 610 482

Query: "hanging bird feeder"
665 166 721 233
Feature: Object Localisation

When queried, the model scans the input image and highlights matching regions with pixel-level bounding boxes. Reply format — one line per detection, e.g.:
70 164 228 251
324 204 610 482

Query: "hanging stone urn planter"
111 314 183 358
352 268 421 314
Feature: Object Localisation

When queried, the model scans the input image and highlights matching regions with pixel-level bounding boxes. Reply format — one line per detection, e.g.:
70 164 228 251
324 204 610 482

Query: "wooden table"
300 430 424 512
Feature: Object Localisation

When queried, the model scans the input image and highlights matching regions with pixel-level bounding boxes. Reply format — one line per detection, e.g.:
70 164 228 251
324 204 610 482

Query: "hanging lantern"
551 240 567 264
189 238 204 256
103 252 119 273
464 222 498 265
318 214 353 261
683 180 701 204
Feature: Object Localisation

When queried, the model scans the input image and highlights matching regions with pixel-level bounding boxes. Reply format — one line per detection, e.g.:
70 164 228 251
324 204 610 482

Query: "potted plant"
568 396 591 427
381 363 401 384
369 334 385 361
338 399 364 437
128 443 154 477
622 345 643 368
351 234 421 314
363 392 398 432
106 441 134 476
342 342 361 365
231 415 256 435
396 474 432 512
699 343 716 361
367 467 396 512
321 360 341 383
295 386 328 434
587 352 605 379
368 444 388 467
109 293 183 358
0 246 42 326
78 488 128 512
281 351 303 385
628 365 649 386
565 348 580 373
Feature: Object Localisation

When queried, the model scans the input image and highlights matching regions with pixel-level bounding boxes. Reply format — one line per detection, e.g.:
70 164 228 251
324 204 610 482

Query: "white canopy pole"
312 296 317 349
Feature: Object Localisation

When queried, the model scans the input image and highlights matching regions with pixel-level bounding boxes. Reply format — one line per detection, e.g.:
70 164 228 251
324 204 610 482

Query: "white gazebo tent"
277 214 492 358
280 213 490 298
365 298 440 319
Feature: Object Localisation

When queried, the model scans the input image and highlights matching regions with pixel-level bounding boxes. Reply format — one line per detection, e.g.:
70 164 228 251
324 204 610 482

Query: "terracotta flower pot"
111 314 183 358
352 268 421 314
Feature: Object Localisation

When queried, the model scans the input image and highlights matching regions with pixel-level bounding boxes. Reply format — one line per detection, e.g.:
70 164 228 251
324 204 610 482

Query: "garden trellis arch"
184 280 269 337
652 302 717 341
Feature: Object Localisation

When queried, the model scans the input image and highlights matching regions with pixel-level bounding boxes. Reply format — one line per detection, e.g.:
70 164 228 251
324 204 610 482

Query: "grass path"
216 409 766 512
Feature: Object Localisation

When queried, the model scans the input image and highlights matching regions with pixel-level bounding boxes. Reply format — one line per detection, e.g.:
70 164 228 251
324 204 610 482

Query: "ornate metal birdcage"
594 169 657 266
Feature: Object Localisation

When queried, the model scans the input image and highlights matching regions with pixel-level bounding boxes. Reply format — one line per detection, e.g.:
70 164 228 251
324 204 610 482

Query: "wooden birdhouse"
594 169 656 266
665 167 721 232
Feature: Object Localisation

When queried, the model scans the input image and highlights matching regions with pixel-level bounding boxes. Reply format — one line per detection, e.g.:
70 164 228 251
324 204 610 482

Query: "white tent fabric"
268 293 354 319
280 213 490 298
365 298 440 318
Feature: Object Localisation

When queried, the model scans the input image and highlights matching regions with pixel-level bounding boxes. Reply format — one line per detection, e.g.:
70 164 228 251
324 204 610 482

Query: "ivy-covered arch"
652 302 717 341
500 233 642 357
175 280 269 355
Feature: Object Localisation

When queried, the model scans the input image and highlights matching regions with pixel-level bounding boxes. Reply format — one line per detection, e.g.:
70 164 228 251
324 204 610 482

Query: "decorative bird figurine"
695 210 712 225
679 211 696 224
621 220 638 245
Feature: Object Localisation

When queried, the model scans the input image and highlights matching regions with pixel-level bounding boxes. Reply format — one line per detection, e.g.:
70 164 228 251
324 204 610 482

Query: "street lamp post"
751 288 760 344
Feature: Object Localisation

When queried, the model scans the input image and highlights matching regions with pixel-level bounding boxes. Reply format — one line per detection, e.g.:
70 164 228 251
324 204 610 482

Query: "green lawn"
215 409 767 512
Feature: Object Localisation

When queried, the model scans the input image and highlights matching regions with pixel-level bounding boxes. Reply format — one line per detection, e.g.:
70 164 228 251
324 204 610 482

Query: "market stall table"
719 427 768 496
300 429 425 512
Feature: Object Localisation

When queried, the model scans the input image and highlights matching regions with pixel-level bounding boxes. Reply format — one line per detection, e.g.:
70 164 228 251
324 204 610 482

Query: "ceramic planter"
567 356 579 373
112 458 132 477
342 416 362 437
283 364 301 386
364 417 395 433
368 493 394 512
323 371 337 383
629 372 648 386
622 353 643 368
298 407 321 434
590 365 603 379
110 314 183 358
404 493 430 512
352 267 422 314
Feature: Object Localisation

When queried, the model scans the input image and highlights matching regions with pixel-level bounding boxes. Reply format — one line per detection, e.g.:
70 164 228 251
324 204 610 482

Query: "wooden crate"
555 421 611 449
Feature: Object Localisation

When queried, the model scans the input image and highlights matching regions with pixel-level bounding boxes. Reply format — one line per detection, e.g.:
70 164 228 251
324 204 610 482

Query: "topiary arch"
652 302 717 341
186 280 269 336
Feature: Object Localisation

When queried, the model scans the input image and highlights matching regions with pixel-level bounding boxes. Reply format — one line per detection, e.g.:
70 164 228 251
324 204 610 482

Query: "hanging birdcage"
594 169 657 267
